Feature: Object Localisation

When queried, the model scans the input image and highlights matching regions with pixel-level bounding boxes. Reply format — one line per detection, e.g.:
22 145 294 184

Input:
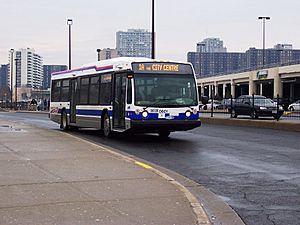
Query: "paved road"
1 112 300 225
78 126 300 225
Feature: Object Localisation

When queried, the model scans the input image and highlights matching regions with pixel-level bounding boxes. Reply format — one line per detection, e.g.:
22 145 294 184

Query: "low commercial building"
197 62 300 102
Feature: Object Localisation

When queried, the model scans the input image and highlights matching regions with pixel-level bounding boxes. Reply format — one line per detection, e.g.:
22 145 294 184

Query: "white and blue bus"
49 57 201 137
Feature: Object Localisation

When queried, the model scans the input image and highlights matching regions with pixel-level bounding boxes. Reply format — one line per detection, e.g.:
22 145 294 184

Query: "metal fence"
0 100 49 111
199 95 300 120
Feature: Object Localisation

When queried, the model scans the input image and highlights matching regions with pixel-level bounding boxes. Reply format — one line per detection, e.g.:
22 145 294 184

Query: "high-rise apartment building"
274 44 293 50
8 48 43 90
0 64 8 89
244 47 300 68
8 48 43 101
188 52 245 77
116 29 152 58
97 48 120 61
196 38 227 53
0 64 9 102
189 40 300 78
43 65 67 89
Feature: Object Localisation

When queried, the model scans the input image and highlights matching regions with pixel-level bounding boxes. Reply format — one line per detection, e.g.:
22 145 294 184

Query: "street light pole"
10 49 14 110
151 0 155 59
14 58 18 110
67 19 73 70
258 16 270 67
96 49 101 61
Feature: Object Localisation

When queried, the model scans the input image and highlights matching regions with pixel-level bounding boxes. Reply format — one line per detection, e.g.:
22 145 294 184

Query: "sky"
1 0 300 68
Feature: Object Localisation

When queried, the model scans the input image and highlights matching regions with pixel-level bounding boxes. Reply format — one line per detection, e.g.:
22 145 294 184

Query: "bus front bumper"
129 119 201 133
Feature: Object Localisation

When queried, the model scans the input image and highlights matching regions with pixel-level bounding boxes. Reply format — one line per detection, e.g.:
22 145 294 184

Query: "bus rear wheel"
61 110 69 130
103 113 112 137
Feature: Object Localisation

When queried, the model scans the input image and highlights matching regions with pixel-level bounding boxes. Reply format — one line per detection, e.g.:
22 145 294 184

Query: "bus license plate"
158 113 165 118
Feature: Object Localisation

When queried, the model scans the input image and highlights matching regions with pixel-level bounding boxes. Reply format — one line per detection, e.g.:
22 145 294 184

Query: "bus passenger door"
113 73 127 129
70 78 78 123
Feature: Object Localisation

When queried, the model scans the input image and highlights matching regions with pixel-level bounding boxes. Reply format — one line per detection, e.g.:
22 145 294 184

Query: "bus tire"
103 113 112 137
158 131 170 139
61 110 69 130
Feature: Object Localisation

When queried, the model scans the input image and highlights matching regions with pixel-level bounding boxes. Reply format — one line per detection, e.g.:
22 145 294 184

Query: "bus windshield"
134 74 197 107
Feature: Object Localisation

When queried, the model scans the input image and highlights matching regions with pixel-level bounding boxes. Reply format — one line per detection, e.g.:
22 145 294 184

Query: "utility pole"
151 0 155 59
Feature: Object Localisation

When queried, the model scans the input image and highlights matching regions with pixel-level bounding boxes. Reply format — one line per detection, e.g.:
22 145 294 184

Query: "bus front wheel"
103 113 112 137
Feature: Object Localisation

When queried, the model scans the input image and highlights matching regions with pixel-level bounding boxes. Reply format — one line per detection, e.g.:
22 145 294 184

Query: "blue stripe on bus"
59 109 198 121
63 109 112 117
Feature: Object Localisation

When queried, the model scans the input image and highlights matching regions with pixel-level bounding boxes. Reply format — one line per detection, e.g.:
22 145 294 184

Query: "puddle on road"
0 125 24 132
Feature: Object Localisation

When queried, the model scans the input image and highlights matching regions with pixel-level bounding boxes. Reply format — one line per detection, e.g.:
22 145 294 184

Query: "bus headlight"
185 111 191 117
142 111 149 118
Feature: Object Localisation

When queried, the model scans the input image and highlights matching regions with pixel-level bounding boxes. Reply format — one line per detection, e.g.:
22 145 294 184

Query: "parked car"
288 100 300 111
217 98 234 109
199 101 205 110
272 98 290 111
202 100 221 110
229 95 284 119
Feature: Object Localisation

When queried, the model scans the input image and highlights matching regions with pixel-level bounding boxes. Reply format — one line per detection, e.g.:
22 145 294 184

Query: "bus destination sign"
132 62 193 74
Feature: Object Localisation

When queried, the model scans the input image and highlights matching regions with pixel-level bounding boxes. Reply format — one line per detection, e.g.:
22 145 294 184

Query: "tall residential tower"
43 65 67 89
8 48 43 89
116 29 152 58
8 48 43 101
196 37 227 53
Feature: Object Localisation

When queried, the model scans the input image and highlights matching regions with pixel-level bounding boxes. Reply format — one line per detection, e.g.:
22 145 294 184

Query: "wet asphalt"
1 111 300 225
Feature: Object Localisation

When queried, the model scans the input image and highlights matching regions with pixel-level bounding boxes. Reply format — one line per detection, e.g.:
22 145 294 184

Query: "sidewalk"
200 112 300 132
0 118 210 225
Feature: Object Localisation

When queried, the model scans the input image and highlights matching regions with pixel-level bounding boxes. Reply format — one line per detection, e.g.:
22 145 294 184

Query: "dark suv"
230 95 284 119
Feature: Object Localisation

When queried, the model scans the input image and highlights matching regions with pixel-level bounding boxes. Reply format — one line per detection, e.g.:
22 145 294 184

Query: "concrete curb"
201 117 300 132
139 161 246 225
16 110 49 114
61 131 211 225
64 131 246 225
0 110 49 114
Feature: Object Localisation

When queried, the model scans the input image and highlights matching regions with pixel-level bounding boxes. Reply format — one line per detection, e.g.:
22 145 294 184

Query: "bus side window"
80 77 90 105
100 73 112 105
51 80 61 102
61 79 70 102
89 76 100 105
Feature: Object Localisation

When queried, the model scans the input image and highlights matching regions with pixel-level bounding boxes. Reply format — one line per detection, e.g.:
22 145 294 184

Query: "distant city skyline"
1 0 300 68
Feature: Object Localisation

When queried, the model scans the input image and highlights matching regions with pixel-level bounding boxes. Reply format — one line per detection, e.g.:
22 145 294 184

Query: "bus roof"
51 57 192 79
